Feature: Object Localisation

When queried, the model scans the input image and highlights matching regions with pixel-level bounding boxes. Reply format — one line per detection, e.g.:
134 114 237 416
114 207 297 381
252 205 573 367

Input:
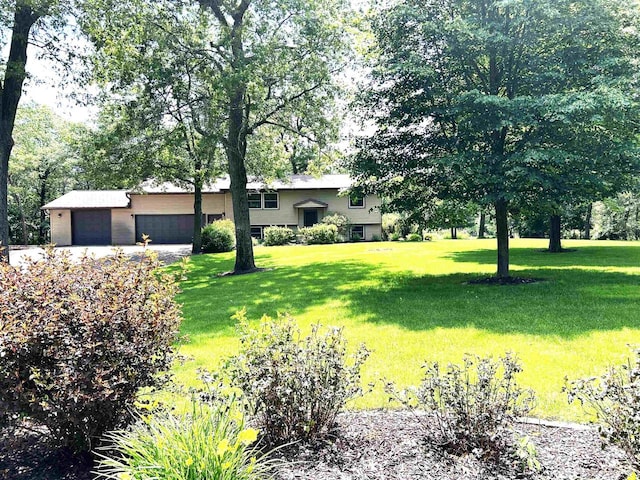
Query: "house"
42 174 382 246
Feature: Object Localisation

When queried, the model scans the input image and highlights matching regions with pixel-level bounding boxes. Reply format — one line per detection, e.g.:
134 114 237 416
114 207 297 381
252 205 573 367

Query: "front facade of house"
43 175 383 246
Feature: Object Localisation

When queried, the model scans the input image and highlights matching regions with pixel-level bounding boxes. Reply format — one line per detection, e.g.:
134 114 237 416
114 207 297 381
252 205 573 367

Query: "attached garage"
72 209 112 245
135 214 194 244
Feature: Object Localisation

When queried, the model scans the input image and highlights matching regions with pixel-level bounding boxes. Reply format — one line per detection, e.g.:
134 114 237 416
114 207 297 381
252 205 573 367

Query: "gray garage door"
135 215 194 244
72 209 112 245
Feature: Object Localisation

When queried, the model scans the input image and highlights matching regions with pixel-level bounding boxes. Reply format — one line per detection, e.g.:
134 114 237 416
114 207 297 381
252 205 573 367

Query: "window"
250 226 263 239
351 225 364 240
349 194 365 208
263 192 279 209
202 214 223 225
248 193 262 209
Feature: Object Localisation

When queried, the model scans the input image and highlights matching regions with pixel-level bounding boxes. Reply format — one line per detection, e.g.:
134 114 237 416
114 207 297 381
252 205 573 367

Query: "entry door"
303 209 318 227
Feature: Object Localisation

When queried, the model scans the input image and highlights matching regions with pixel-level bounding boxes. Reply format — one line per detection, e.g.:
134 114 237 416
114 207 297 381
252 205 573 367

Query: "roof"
42 190 130 210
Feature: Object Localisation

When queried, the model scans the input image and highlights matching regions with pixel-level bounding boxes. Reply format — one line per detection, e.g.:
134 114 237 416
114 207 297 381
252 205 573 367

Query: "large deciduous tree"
83 0 349 272
351 0 640 278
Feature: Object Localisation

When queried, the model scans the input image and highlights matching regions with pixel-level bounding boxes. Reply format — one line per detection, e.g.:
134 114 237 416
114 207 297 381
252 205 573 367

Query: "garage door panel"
135 215 194 244
72 210 111 245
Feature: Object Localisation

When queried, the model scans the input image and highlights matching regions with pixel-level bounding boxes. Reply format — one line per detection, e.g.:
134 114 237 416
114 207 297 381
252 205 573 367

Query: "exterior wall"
246 189 382 228
50 209 72 246
112 209 135 244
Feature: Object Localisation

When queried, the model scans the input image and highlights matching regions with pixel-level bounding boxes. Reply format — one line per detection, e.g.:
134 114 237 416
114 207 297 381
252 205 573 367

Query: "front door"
303 209 318 227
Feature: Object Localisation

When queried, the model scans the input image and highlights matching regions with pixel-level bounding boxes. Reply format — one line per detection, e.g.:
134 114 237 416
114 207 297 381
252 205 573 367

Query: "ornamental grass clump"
0 247 182 451
224 310 369 446
566 349 640 473
387 353 536 467
95 397 273 480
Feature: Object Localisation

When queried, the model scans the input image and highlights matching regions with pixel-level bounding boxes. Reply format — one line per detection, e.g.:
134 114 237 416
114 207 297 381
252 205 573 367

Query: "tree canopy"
351 0 640 278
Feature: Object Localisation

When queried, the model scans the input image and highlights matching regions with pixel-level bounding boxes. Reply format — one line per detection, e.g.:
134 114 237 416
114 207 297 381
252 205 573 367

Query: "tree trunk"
451 227 457 239
548 214 562 252
1 6 40 262
495 199 509 278
11 193 28 245
584 203 592 240
38 167 50 243
192 181 203 254
478 212 486 238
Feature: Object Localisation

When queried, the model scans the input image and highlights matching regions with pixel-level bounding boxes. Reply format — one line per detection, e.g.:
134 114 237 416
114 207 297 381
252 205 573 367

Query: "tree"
426 199 477 239
83 0 349 271
351 0 640 278
8 103 82 244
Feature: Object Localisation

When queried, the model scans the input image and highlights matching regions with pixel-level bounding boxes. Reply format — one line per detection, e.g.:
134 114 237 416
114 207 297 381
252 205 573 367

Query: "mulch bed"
0 411 631 480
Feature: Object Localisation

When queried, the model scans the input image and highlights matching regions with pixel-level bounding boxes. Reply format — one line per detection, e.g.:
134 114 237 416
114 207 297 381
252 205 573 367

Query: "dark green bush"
201 219 235 253
321 212 350 240
0 247 182 451
567 349 640 472
387 354 536 469
224 310 369 446
298 224 338 244
263 226 295 246
406 232 423 242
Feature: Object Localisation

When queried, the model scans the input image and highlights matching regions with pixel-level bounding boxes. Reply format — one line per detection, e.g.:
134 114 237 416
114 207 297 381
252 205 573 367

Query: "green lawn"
172 238 640 422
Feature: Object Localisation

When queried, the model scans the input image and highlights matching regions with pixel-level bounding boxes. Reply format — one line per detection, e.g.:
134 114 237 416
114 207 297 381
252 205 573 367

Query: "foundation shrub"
321 212 351 240
202 219 236 253
263 226 295 246
224 310 369 446
0 248 182 451
298 224 338 244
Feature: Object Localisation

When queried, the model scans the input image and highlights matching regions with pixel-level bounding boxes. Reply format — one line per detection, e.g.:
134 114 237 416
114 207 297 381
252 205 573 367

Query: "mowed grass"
172 238 640 422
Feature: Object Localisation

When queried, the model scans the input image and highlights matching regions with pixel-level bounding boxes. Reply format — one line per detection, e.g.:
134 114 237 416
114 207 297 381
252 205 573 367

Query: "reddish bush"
0 248 182 451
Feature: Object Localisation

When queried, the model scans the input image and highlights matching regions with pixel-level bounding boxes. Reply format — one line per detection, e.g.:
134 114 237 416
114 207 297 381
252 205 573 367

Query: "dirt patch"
1 411 631 480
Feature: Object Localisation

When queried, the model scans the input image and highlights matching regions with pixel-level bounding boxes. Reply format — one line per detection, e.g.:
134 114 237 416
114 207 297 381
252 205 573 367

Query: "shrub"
389 232 401 241
321 212 350 240
566 349 640 472
96 397 271 479
202 219 235 253
386 354 535 466
0 247 182 450
263 226 295 246
406 232 423 242
298 223 338 244
371 234 382 242
224 310 369 446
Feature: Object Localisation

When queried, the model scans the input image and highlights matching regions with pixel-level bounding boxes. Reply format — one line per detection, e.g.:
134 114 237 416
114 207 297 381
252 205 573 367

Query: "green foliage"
405 233 422 242
224 310 369 446
371 234 382 242
427 200 477 233
298 223 338 244
0 247 182 450
321 212 351 240
566 349 640 472
263 226 295 246
593 194 640 240
202 220 236 253
96 397 270 479
386 354 535 466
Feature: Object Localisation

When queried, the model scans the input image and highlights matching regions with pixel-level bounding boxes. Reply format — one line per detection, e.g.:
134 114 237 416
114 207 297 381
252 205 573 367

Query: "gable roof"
42 190 130 210
293 198 330 209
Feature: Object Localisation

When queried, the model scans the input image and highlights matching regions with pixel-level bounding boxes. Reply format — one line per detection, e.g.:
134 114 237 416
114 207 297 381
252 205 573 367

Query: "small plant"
202 219 236 253
298 223 338 245
566 349 640 473
351 233 362 242
406 232 423 242
389 232 401 241
95 397 271 479
371 234 382 242
263 226 295 246
386 353 535 468
224 310 369 446
0 247 182 450
321 212 351 240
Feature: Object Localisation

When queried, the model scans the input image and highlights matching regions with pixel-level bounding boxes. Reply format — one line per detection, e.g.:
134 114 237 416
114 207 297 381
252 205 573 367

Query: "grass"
171 238 640 422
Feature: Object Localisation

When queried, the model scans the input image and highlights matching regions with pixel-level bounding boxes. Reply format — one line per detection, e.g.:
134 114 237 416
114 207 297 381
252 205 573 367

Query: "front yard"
173 238 640 422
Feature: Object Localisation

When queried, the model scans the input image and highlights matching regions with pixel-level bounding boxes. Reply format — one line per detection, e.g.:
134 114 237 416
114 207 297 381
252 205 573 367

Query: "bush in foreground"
298 224 338 244
224 310 369 446
263 226 295 246
96 396 271 480
567 349 640 473
0 248 182 450
387 353 536 469
202 219 236 253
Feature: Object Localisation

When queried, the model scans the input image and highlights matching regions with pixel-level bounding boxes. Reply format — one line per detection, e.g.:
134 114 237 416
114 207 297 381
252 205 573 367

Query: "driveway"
8 244 193 267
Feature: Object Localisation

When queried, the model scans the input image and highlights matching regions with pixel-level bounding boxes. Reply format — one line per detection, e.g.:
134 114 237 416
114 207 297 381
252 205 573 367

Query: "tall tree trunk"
38 167 50 243
548 214 562 252
192 181 203 254
584 203 592 240
11 192 28 245
226 86 256 273
450 227 457 239
495 199 509 278
0 6 40 262
478 212 486 238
